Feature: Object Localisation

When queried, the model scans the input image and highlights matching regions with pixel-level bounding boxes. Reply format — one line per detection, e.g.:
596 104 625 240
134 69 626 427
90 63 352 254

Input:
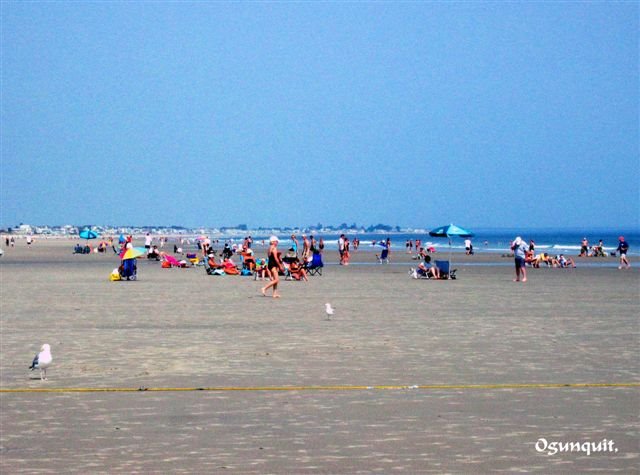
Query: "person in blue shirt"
616 236 631 270
511 236 528 282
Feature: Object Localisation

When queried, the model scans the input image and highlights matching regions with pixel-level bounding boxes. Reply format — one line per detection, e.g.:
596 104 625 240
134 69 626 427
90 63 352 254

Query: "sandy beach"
1 240 638 473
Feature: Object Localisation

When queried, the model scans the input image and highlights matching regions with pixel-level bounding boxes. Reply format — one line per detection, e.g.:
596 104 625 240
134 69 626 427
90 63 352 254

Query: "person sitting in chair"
240 246 256 271
207 251 224 269
419 256 441 279
254 258 268 280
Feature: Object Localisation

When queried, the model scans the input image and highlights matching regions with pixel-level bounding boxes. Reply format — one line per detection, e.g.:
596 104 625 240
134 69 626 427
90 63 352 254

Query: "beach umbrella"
428 224 475 239
428 224 475 267
120 247 146 260
79 229 99 240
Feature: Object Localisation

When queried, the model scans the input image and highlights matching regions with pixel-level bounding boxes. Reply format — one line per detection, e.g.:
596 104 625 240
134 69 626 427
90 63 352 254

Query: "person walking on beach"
616 236 631 270
338 234 345 264
262 236 284 298
511 236 528 282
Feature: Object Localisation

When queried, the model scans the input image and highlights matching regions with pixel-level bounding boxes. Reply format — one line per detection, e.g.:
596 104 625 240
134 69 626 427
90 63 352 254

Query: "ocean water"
251 228 640 257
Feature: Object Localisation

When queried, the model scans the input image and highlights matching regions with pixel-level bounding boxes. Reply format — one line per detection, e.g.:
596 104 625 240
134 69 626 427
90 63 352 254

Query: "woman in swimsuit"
262 236 284 298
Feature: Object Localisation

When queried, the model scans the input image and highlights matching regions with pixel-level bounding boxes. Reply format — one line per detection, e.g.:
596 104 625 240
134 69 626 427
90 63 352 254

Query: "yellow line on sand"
1 382 639 393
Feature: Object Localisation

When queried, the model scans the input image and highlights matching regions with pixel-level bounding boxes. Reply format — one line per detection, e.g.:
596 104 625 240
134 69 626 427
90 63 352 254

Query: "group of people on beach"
577 236 630 269
197 235 321 298
511 235 631 282
338 234 354 265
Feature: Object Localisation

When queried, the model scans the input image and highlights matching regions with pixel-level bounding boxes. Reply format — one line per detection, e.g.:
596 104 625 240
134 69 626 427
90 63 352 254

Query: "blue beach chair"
435 260 457 280
305 252 324 276
120 258 137 281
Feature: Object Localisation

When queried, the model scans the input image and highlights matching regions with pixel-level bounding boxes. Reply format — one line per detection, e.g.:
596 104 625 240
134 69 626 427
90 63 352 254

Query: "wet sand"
1 240 638 473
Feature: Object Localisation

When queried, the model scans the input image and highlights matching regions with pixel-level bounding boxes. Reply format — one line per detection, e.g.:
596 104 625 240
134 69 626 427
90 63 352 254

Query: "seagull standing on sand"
29 344 52 380
325 303 334 320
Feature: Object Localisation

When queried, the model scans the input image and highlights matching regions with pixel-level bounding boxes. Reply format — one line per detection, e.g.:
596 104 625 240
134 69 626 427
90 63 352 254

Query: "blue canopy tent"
79 229 99 249
79 229 99 240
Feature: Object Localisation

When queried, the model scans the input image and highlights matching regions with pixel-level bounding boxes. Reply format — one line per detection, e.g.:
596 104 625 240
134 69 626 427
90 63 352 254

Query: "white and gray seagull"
29 344 52 380
325 303 334 320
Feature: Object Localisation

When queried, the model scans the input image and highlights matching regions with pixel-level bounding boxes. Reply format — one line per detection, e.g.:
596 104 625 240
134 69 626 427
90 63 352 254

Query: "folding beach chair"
120 258 137 281
305 252 324 276
435 260 457 280
253 259 268 281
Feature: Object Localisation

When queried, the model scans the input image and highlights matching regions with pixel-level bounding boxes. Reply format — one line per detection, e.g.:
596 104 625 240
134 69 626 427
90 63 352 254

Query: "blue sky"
1 1 638 229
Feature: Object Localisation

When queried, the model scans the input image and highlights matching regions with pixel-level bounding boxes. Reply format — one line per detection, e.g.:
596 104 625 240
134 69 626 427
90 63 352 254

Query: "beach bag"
109 268 121 281
241 269 252 276
161 261 171 268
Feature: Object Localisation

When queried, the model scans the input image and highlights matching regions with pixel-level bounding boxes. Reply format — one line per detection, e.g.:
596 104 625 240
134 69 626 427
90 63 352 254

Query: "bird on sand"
325 303 334 320
29 344 52 380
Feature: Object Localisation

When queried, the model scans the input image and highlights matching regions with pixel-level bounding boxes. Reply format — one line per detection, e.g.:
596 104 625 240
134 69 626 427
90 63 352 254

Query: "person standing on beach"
342 237 350 265
580 237 589 257
262 236 284 298
290 234 299 257
310 235 317 254
616 236 631 270
144 233 153 252
301 234 311 262
511 236 528 282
